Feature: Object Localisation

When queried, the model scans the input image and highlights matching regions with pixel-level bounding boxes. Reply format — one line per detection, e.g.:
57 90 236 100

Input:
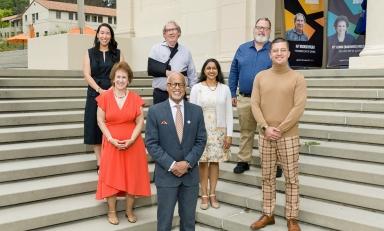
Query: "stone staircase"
0 68 383 231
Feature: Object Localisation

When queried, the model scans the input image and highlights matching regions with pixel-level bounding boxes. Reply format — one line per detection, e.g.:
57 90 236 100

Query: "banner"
327 0 366 68
284 0 324 68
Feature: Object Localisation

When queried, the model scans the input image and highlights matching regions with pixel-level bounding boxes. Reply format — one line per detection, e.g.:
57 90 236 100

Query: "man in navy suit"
145 72 207 231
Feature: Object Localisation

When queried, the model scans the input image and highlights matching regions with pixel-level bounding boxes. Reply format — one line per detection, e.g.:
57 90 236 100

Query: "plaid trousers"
258 135 300 219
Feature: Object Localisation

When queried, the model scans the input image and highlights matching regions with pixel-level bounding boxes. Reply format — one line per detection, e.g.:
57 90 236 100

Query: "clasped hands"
108 137 134 150
264 127 282 141
171 161 190 177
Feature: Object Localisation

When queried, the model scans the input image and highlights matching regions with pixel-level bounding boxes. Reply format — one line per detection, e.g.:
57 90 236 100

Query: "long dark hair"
93 23 118 60
198 58 225 84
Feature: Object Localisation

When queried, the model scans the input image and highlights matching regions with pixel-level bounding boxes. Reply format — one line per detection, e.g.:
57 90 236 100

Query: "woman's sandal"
107 211 119 225
209 194 220 209
125 213 137 223
200 195 209 210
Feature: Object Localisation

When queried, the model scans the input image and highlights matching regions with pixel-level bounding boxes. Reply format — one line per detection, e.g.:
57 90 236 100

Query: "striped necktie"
175 104 183 142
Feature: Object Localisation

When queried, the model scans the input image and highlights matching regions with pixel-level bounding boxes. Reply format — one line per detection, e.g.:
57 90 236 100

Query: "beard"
254 34 269 43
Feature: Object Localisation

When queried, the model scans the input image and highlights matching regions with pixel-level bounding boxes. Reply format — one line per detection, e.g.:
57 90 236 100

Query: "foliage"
0 39 25 52
0 0 29 14
0 8 13 27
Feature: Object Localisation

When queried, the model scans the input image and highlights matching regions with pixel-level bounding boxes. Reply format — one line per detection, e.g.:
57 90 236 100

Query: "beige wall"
28 34 93 70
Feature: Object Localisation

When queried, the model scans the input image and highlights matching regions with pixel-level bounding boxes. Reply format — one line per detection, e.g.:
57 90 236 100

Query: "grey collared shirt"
285 29 309 42
148 41 197 91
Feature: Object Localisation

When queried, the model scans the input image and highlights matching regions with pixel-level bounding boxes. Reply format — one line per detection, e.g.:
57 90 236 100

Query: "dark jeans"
153 88 169 104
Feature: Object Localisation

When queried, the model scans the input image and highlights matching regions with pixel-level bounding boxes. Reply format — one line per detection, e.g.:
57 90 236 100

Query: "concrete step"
0 171 97 207
231 134 384 164
0 153 95 182
0 88 86 99
305 77 384 88
0 78 86 87
36 205 179 231
300 110 384 128
0 99 85 112
228 146 384 186
219 162 384 211
0 123 83 143
196 203 331 231
307 88 384 99
0 187 157 231
0 110 84 126
306 98 384 112
0 138 89 161
215 181 384 231
0 77 152 88
233 120 384 145
299 68 384 78
0 164 155 207
0 69 81 78
299 123 384 145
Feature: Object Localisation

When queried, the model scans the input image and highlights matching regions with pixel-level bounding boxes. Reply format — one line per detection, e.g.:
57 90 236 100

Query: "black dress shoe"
276 166 283 178
233 162 250 174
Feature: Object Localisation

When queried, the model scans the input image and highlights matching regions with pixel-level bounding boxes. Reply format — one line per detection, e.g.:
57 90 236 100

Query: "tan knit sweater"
251 64 307 137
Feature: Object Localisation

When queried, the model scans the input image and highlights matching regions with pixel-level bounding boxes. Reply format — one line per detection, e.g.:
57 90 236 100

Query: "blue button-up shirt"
228 41 272 97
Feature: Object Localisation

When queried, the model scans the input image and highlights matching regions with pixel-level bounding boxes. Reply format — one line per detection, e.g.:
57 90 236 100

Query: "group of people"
83 17 307 231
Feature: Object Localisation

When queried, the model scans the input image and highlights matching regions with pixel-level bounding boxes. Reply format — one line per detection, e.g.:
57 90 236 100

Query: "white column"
77 0 85 34
115 0 135 37
349 0 384 69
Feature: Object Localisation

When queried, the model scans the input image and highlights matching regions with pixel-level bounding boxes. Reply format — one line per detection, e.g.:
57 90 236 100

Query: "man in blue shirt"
228 17 273 174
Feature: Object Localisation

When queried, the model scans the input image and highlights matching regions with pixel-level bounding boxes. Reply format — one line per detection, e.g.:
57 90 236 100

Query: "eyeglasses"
167 82 185 88
255 26 270 31
164 28 178 33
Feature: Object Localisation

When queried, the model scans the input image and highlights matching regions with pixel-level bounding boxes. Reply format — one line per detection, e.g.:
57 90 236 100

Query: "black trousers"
153 88 169 104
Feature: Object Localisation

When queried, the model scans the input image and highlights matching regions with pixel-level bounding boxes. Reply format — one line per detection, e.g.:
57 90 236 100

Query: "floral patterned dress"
198 85 230 162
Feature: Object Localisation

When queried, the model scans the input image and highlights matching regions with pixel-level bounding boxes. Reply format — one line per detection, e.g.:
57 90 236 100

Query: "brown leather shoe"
287 219 301 231
250 214 275 230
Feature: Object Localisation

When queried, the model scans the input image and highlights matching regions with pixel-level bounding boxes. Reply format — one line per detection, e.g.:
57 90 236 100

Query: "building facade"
0 0 116 39
0 14 23 39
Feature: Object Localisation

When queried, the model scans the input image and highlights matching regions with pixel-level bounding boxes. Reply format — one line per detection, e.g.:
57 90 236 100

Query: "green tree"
0 0 29 14
0 8 13 28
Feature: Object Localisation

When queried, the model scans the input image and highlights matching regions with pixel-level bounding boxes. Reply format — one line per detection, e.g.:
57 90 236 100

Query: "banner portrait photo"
284 0 324 68
327 0 366 68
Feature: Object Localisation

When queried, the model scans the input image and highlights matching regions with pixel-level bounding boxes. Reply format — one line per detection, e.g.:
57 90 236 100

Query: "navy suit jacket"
145 99 207 187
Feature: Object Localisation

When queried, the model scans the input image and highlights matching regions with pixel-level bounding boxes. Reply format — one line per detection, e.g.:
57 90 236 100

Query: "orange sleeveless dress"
95 89 151 199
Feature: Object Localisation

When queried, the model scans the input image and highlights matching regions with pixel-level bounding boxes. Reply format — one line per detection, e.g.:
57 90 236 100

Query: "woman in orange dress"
96 61 151 225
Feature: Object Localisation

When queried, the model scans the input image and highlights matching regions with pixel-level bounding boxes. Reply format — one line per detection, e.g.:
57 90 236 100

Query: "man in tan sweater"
250 38 307 231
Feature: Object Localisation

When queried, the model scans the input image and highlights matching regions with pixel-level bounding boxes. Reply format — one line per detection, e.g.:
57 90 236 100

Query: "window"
36 13 38 21
108 16 112 24
11 32 15 36
0 33 2 38
92 15 97 22
44 31 48 36
75 13 78 20
36 32 39 37
85 14 90 22
25 15 27 22
113 17 116 24
69 12 73 20
98 16 103 23
32 14 35 23
56 11 61 19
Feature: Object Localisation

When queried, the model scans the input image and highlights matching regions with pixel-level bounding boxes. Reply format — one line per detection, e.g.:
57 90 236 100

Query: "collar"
249 40 271 51
169 98 184 108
